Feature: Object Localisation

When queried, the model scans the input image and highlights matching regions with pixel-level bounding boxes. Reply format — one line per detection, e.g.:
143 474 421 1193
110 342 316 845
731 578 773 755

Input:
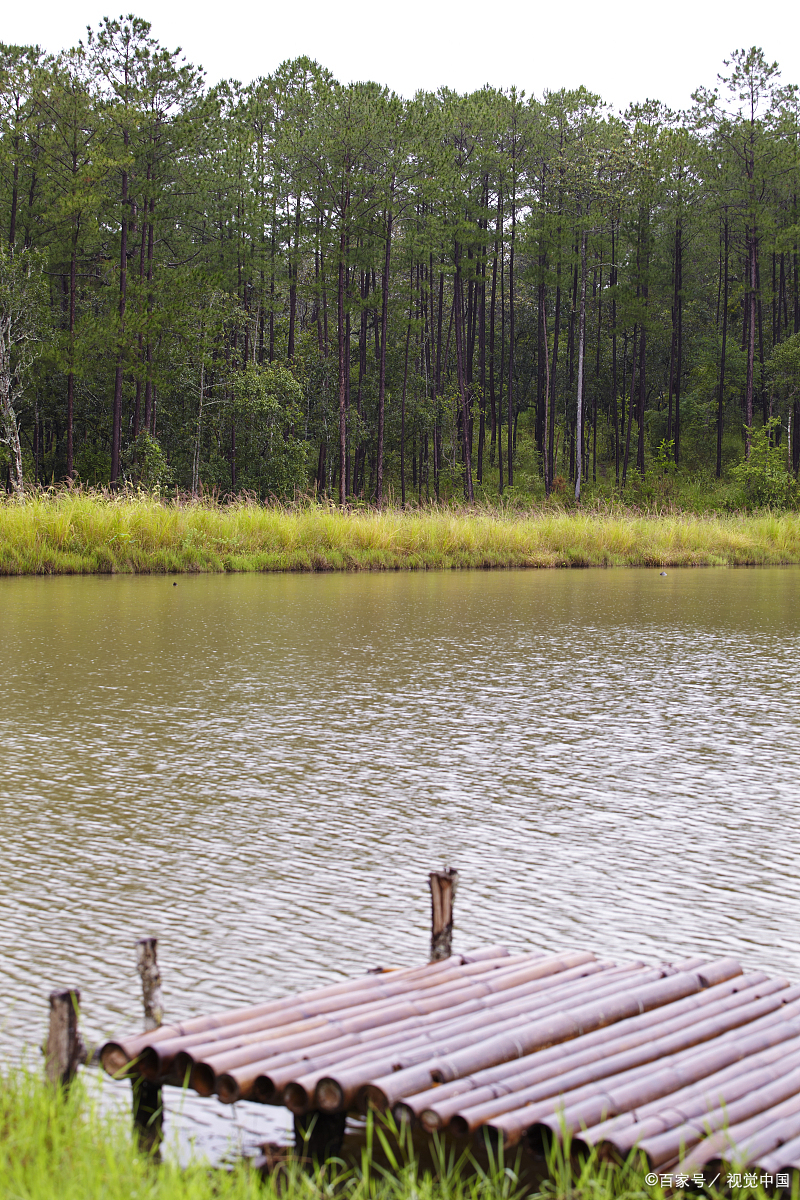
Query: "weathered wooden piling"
429 868 458 962
45 988 83 1088
136 937 164 1031
133 937 164 1154
293 1110 347 1165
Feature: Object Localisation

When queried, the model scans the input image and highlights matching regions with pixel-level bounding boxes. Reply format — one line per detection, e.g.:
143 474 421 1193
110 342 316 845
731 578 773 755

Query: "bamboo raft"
100 944 800 1178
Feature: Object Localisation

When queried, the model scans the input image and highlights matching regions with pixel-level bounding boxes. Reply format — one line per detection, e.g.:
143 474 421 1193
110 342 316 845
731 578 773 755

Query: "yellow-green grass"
2 492 800 575
0 1067 260 1200
0 1066 774 1200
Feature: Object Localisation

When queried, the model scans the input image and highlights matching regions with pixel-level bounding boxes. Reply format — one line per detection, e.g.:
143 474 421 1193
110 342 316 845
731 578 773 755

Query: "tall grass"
2 491 800 575
0 1068 777 1200
0 1068 558 1200
0 1067 259 1200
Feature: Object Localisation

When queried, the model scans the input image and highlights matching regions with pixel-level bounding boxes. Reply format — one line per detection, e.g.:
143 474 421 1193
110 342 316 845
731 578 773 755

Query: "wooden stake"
45 988 82 1088
136 936 164 1031
293 1110 347 1165
134 937 163 1154
429 868 459 962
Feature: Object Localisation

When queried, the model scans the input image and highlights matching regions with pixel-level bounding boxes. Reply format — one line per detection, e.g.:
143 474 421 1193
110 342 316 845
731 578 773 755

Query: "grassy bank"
0 1067 567 1200
2 492 800 575
0 1066 763 1200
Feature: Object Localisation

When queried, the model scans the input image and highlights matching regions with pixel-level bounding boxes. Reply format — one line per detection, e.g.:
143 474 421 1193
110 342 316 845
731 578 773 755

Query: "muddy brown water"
2 567 799 1157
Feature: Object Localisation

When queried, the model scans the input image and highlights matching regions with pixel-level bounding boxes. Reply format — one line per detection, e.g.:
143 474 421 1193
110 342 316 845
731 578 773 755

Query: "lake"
1 567 799 1150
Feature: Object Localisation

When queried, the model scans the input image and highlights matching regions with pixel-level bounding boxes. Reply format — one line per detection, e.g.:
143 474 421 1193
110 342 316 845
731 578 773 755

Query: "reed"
3 491 800 575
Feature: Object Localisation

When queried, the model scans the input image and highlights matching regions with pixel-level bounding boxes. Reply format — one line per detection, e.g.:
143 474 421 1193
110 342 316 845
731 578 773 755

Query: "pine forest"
2 21 800 509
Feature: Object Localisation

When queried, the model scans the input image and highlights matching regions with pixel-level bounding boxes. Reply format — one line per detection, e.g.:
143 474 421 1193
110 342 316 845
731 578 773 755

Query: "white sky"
4 0 798 113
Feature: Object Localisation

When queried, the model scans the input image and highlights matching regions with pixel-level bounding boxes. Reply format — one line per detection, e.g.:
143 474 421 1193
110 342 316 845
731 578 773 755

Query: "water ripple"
1 567 799 1062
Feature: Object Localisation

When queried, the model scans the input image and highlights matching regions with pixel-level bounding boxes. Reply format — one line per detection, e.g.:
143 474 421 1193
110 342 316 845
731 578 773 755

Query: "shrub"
732 418 798 509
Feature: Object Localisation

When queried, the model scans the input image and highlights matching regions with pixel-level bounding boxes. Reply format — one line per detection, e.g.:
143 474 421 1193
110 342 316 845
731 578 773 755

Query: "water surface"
2 567 799 1065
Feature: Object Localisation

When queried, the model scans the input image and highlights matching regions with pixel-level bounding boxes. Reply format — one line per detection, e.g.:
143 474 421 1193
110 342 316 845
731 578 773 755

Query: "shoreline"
2 495 800 575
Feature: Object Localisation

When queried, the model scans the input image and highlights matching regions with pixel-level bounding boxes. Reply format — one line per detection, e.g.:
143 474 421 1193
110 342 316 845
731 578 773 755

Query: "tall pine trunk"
574 230 587 501
506 172 516 487
716 212 729 478
454 260 474 502
111 130 129 487
376 186 394 505
337 227 347 505
744 225 758 455
66 216 78 478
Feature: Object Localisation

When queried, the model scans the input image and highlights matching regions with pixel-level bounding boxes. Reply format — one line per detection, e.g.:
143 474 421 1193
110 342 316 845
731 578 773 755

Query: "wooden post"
293 1110 347 1166
133 937 163 1154
136 936 164 1030
45 988 82 1088
429 868 459 962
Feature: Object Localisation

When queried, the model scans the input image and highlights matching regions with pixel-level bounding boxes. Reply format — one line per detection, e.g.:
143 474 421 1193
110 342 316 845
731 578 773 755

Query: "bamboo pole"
757 1129 800 1174
489 1002 800 1151
578 1019 800 1158
392 971 749 1126
634 1060 800 1169
101 946 512 1075
586 1037 800 1162
131 949 551 1082
429 869 458 962
677 1092 800 1175
420 974 781 1133
444 983 793 1138
307 969 704 1117
127 949 592 1087
191 954 603 1090
133 937 163 1154
45 988 83 1088
212 955 608 1105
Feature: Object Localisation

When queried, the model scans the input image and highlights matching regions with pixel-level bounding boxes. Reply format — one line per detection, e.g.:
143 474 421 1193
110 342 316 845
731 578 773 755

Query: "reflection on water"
1 567 799 1071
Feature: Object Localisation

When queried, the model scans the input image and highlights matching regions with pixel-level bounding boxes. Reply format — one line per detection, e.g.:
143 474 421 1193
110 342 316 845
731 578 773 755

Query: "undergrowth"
2 489 800 575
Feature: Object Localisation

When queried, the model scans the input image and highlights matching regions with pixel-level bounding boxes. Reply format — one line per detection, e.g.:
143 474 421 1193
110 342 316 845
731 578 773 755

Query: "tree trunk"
674 228 683 467
287 199 300 359
0 345 24 494
637 301 647 477
143 197 155 432
400 275 412 507
574 231 587 501
622 325 637 488
507 174 516 487
454 263 474 502
716 213 729 478
337 228 347 506
542 299 551 495
111 136 129 487
618 218 623 484
489 197 500 465
9 133 19 247
745 226 757 455
66 220 78 478
477 196 487 484
550 260 562 488
498 214 505 494
376 189 394 506
667 216 680 447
